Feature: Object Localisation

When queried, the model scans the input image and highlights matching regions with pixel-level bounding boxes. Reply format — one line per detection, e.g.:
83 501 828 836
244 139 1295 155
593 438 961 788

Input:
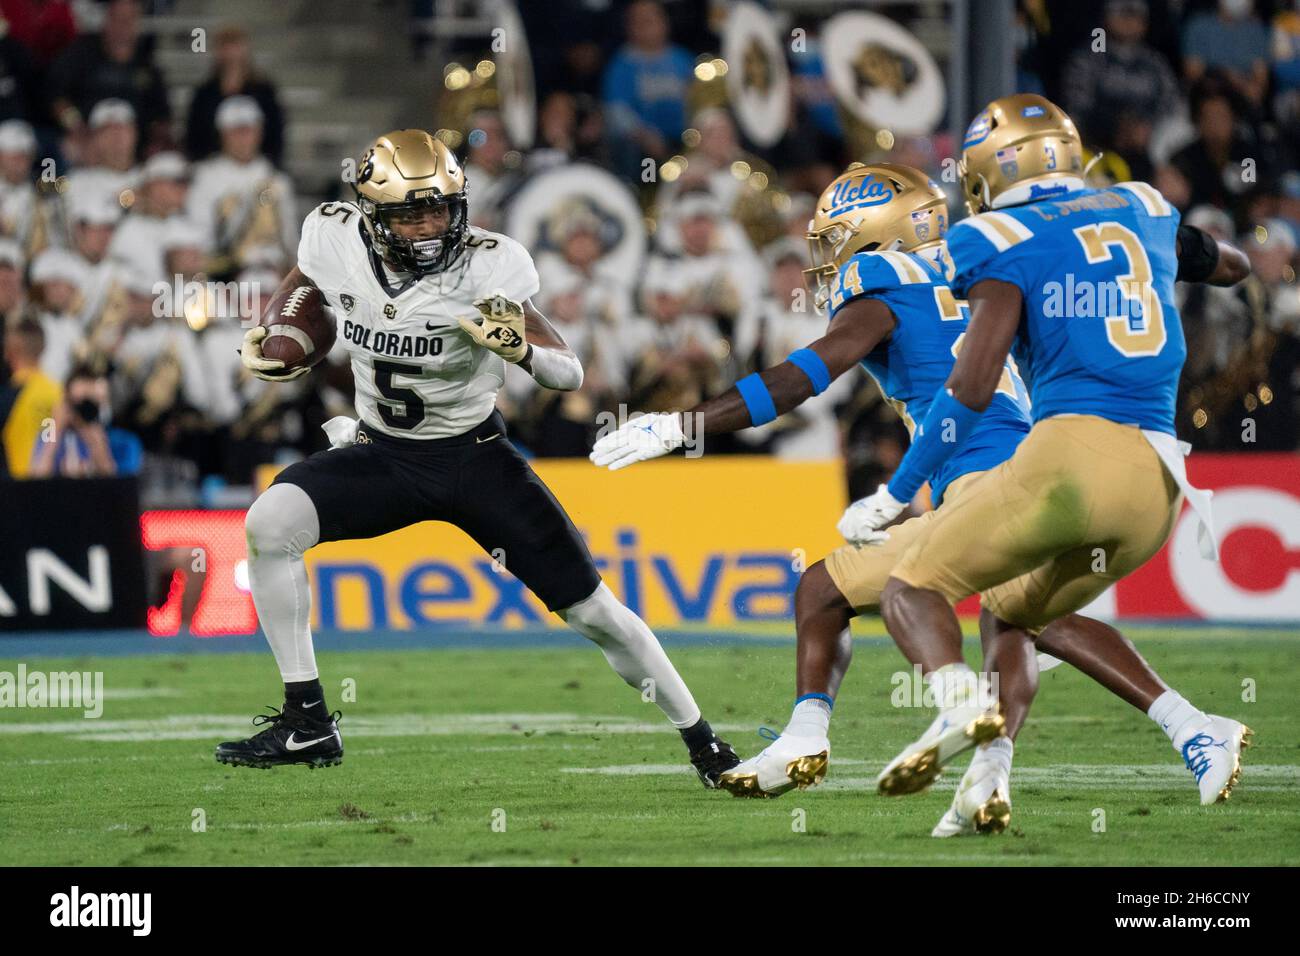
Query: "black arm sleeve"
1175 223 1221 283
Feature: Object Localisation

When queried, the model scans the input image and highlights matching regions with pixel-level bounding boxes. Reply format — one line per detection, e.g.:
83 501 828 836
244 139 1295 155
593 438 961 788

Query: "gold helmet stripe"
876 250 928 285
964 212 1033 251
1114 182 1172 218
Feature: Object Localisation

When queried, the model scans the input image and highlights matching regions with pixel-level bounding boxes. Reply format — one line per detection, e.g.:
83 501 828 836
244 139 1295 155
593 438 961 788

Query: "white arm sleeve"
526 345 584 391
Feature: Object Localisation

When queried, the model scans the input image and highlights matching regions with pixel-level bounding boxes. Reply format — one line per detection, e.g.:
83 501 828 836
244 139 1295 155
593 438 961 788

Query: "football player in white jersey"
216 129 740 785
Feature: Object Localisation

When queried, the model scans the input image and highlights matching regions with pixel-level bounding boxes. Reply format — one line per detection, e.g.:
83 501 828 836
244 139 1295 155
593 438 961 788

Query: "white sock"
927 662 978 709
1148 690 1209 751
784 697 832 739
973 735 1014 778
558 582 702 728
245 483 321 683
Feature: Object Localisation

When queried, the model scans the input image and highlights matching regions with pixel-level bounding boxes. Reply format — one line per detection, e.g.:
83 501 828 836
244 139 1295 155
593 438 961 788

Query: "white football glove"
836 484 908 545
589 412 686 471
240 326 310 382
458 290 528 363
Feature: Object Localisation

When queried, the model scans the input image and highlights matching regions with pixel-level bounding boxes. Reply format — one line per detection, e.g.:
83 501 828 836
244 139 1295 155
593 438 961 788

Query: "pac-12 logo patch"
340 293 355 314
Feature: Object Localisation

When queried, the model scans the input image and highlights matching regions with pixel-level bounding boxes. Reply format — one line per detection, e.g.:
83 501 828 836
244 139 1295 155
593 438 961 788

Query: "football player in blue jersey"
829 95 1255 811
592 160 1247 834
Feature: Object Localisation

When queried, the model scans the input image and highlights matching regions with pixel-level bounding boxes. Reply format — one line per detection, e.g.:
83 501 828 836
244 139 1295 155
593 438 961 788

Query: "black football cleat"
215 703 343 769
689 735 741 789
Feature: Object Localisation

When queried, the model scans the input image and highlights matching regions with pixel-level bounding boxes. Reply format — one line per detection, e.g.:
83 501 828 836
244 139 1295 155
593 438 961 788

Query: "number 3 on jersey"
1073 222 1167 357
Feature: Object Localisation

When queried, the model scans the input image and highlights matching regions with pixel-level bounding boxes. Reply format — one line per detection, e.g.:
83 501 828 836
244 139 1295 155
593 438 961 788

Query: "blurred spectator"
28 363 141 477
463 109 516 231
28 246 88 384
0 236 24 323
0 18 40 124
1164 85 1257 219
186 96 296 276
737 238 856 460
1 313 59 477
64 184 123 330
601 0 695 176
64 99 139 215
0 0 77 66
506 266 624 456
108 150 189 285
657 189 763 343
535 204 634 330
531 92 609 171
48 0 172 159
655 108 744 213
623 254 726 413
184 25 286 168
0 119 47 256
1063 0 1180 164
1182 0 1270 109
1179 218 1300 448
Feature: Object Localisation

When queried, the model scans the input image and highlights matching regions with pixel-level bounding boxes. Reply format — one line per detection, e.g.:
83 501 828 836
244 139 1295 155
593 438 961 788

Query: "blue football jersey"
945 182 1186 435
829 248 1032 504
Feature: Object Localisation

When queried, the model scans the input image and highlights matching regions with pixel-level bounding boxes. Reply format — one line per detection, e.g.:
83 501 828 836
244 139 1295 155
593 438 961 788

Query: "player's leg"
931 608 1029 837
1035 613 1168 711
452 422 739 786
988 584 1252 805
217 439 421 769
973 419 1249 803
720 510 942 798
872 454 1076 797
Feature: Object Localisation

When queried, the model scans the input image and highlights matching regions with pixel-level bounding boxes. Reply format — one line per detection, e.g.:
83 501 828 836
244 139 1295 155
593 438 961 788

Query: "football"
259 284 336 370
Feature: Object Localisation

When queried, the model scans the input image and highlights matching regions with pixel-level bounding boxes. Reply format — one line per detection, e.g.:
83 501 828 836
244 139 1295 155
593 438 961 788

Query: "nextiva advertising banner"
0 477 147 632
139 454 1300 636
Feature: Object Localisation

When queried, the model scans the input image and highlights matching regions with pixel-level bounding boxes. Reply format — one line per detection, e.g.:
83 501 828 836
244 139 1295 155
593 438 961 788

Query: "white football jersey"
297 201 540 439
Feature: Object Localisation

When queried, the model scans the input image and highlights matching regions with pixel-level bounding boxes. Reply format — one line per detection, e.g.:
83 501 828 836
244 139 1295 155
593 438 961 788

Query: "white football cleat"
931 755 1011 837
877 704 1005 797
1181 716 1252 806
717 732 830 799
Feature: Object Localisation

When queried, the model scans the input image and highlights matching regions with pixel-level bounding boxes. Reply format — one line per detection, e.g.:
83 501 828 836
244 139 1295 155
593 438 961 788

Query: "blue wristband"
887 388 984 501
786 348 832 395
736 373 777 426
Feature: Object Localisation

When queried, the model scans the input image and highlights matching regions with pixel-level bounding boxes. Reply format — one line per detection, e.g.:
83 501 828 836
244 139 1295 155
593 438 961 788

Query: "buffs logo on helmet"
803 161 947 310
958 93 1085 216
353 129 469 275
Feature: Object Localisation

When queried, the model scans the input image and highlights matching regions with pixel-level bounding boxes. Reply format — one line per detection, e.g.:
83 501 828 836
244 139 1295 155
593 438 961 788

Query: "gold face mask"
804 162 948 311
353 129 469 275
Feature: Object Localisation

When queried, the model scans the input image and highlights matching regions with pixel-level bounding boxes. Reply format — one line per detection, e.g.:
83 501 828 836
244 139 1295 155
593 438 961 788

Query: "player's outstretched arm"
689 296 895 434
590 297 895 470
519 299 583 391
241 266 320 382
590 295 894 468
1175 224 1251 287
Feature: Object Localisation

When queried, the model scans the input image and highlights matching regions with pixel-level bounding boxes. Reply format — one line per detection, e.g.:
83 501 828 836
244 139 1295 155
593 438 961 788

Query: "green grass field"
1 629 1297 866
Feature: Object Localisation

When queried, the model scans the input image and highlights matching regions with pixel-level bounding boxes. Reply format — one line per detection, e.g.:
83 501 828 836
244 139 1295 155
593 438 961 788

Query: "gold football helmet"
804 162 947 310
353 129 468 275
958 93 1083 216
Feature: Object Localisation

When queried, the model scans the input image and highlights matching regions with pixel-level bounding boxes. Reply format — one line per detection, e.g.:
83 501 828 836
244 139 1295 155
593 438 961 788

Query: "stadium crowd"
0 0 1297 508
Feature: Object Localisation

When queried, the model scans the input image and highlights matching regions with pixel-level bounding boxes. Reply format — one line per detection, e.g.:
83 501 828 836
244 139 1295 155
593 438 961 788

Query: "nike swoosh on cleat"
285 733 335 751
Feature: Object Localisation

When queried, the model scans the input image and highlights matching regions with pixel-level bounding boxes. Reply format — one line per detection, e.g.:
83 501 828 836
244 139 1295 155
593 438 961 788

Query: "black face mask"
73 398 103 424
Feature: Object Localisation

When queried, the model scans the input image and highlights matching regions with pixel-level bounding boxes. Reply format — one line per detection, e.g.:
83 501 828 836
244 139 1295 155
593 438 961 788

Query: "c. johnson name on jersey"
296 200 540 439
